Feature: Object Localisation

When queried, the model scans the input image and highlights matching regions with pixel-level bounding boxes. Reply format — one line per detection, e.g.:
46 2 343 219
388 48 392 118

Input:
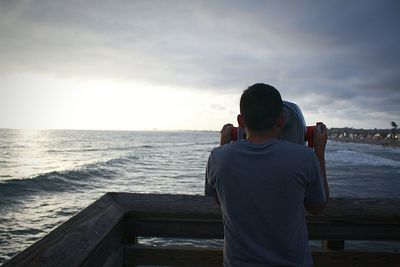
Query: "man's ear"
276 112 285 128
237 114 245 128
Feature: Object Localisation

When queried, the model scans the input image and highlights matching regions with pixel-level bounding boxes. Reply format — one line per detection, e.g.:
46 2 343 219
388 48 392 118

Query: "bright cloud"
0 0 399 130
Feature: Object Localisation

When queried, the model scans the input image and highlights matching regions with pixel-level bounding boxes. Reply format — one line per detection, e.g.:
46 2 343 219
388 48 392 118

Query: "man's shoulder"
210 142 235 158
278 140 313 153
209 141 248 165
211 139 314 158
277 141 318 168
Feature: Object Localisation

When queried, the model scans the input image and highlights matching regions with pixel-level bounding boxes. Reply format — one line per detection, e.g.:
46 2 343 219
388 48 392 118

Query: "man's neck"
246 128 280 144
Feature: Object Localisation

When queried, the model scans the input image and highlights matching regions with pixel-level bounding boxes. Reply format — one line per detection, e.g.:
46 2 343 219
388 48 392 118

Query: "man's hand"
309 122 329 214
220 123 233 145
313 122 328 158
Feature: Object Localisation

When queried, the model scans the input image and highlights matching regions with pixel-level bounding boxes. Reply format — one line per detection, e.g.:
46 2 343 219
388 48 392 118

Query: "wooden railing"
4 193 400 267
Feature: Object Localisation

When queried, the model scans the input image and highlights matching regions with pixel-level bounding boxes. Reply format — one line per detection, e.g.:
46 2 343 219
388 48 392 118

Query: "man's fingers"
316 122 327 134
220 123 234 133
317 122 326 129
220 123 234 145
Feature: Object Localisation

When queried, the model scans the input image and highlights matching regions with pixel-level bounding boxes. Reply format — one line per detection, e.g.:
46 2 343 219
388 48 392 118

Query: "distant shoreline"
329 137 400 148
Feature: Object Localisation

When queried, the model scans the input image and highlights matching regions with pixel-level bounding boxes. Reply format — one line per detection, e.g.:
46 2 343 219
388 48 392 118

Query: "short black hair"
240 83 283 132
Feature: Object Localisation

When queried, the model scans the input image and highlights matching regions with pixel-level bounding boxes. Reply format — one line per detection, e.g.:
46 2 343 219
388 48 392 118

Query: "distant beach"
328 128 400 148
329 137 400 148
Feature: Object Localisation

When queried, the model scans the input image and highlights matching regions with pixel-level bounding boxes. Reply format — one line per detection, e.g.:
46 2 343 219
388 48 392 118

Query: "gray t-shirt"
205 139 325 267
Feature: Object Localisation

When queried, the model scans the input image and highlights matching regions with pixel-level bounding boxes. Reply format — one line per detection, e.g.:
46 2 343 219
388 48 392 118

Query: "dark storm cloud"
0 0 399 127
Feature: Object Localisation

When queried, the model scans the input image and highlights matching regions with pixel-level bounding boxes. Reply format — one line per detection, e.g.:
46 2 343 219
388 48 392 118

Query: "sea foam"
326 149 400 167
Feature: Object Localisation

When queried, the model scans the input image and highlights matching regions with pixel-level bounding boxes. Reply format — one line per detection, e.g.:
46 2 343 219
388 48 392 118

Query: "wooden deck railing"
4 193 400 267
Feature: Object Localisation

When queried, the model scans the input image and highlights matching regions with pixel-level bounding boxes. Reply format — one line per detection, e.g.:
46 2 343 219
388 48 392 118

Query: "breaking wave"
327 149 400 167
0 155 138 198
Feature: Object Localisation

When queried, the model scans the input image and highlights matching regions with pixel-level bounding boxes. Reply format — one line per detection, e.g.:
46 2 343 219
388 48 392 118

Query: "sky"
0 0 399 131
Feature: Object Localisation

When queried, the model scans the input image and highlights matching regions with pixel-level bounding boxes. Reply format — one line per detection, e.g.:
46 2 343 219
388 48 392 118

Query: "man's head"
239 83 283 133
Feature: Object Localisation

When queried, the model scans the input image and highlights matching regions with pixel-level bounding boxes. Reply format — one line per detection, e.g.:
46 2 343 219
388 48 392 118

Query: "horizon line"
0 126 396 132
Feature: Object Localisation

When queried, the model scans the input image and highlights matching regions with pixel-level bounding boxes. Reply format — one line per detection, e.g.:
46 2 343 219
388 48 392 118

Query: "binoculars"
230 101 319 148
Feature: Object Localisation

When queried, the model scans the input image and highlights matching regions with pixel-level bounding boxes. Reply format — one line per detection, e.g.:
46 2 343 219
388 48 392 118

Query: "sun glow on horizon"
1 73 388 131
0 73 239 131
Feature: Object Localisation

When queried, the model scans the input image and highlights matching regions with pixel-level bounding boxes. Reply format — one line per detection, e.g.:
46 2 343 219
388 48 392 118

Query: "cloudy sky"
0 0 399 130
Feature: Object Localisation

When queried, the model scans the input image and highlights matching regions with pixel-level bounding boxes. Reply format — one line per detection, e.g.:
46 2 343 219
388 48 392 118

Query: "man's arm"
205 153 221 205
205 124 233 204
305 122 329 215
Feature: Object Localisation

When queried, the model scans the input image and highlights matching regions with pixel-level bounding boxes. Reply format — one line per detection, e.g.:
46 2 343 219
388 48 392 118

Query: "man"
205 83 329 267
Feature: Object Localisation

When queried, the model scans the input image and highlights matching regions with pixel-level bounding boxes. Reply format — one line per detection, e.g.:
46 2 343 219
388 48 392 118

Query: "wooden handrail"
4 193 400 267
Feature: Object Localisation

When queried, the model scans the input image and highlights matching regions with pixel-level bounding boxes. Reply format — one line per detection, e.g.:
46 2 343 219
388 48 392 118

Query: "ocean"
0 128 399 264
